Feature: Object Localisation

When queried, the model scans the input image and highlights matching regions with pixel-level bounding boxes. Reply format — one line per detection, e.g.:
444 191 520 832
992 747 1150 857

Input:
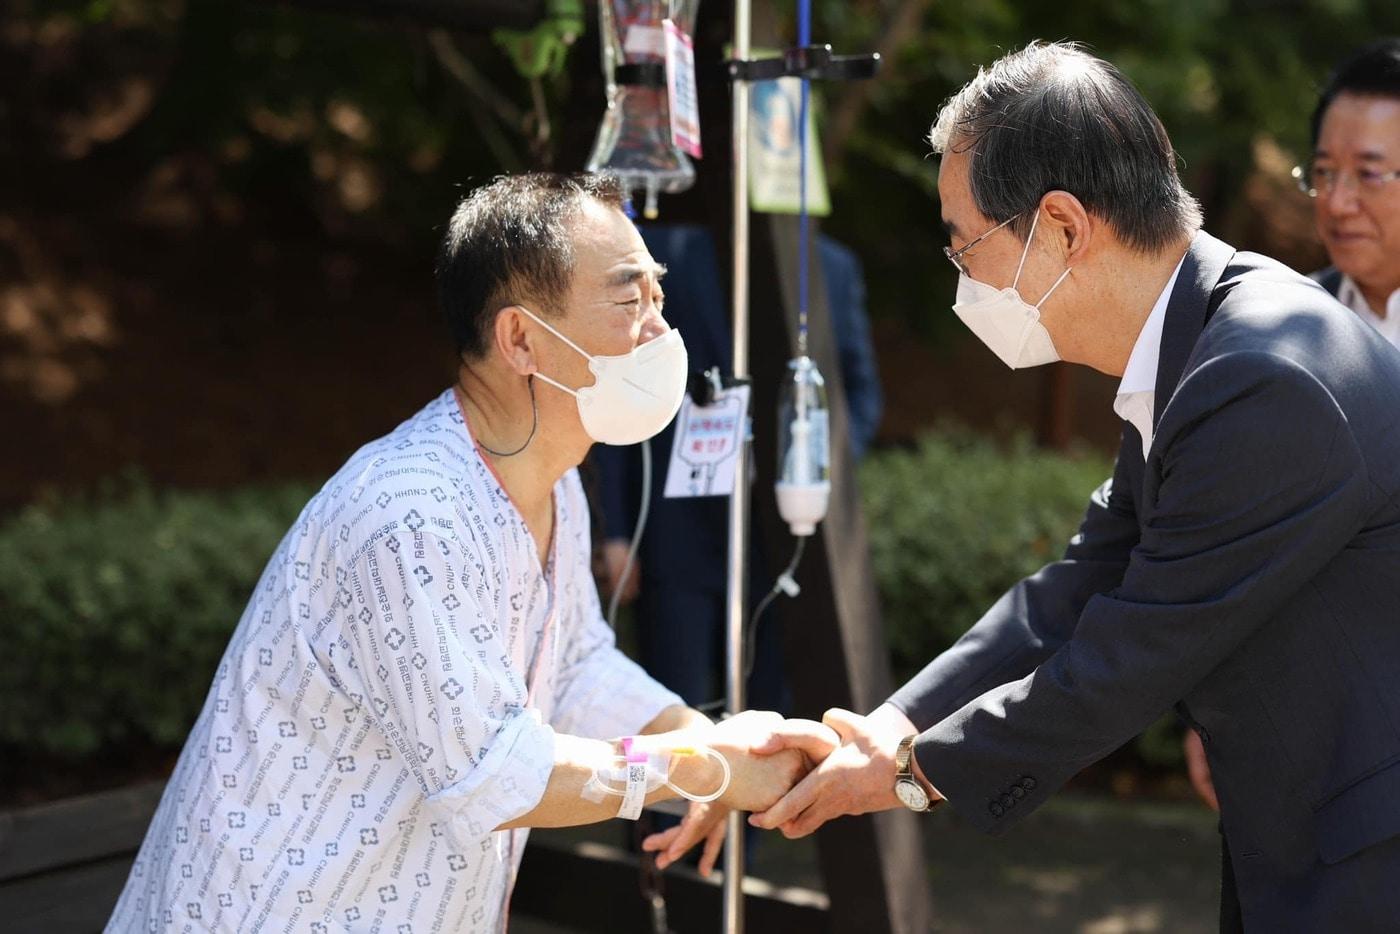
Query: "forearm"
641 703 712 735
496 728 722 831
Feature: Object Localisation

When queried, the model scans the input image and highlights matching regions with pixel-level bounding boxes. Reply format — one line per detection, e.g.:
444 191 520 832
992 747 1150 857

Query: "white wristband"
618 762 649 820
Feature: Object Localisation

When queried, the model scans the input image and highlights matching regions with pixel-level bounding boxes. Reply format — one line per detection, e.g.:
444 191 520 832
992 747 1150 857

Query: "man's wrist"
906 737 944 803
869 702 918 737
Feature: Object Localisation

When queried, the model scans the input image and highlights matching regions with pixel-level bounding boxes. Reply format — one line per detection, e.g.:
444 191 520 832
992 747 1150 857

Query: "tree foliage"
4 0 1397 338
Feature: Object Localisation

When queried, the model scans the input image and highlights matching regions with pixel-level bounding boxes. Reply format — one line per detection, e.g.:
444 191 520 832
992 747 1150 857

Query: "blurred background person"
1303 38 1400 344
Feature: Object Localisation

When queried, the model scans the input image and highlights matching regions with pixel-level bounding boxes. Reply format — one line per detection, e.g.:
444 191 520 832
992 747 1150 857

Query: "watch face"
895 779 930 811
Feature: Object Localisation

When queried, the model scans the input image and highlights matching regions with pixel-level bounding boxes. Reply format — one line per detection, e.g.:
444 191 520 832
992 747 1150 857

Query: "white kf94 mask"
951 209 1072 369
518 306 689 446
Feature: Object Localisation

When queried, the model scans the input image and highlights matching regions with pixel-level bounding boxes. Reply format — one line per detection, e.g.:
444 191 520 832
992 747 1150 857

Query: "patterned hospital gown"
108 389 682 933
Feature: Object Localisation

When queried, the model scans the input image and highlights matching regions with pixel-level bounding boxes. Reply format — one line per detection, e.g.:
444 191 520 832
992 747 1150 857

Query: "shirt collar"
1112 254 1187 460
1337 274 1400 323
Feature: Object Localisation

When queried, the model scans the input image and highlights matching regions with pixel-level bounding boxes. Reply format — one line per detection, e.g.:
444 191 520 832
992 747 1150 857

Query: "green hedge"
860 428 1113 682
0 478 313 756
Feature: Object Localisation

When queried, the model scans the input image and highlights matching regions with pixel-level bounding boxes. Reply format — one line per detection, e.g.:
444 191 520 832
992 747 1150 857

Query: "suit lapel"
1151 230 1237 434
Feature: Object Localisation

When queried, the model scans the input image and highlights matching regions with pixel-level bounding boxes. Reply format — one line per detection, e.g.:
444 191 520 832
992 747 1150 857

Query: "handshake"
642 704 938 876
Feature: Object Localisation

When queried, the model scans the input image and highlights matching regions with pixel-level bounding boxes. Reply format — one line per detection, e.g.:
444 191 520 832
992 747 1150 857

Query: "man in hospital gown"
108 173 819 933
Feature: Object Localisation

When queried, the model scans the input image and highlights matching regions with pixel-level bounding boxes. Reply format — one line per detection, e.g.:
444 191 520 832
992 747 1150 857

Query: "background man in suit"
1185 35 1400 813
667 41 1400 931
1301 39 1400 343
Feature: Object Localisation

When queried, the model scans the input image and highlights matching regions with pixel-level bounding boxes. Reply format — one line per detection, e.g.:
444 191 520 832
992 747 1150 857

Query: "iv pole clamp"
720 6 879 932
724 43 881 84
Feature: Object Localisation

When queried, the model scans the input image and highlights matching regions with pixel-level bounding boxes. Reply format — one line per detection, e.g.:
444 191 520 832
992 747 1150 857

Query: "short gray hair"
930 41 1202 253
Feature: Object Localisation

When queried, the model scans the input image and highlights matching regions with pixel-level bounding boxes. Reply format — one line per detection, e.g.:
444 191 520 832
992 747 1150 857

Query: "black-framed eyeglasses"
1292 163 1400 198
943 213 1023 275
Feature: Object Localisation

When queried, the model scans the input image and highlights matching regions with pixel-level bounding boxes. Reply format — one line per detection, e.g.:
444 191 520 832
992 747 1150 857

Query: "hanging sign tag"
663 19 702 158
749 68 831 215
664 386 749 498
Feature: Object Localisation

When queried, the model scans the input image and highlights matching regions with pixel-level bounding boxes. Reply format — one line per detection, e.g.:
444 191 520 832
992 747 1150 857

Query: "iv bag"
586 0 699 218
776 355 831 536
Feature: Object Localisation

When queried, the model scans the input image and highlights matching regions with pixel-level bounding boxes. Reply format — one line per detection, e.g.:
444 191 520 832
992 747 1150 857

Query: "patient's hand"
642 711 840 873
711 711 827 810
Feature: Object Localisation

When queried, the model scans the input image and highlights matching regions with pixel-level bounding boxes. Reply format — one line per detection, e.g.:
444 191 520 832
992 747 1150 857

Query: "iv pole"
723 0 752 928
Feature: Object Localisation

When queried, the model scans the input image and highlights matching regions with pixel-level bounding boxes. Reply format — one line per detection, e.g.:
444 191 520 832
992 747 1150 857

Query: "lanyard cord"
796 0 812 357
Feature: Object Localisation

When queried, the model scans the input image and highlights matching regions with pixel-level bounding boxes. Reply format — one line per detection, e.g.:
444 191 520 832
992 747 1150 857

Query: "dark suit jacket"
1311 265 1344 298
592 224 882 587
889 232 1400 931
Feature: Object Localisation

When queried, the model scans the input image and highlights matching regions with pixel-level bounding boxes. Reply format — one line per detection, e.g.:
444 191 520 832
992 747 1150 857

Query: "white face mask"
951 210 1073 369
518 306 689 446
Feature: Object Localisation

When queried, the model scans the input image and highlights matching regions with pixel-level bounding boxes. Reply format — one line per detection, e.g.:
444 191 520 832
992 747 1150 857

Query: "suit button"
1011 786 1026 799
1021 776 1037 791
990 803 1005 818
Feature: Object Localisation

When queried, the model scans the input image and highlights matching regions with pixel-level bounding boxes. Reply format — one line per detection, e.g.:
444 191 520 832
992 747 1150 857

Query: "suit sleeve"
886 429 1142 730
915 352 1371 834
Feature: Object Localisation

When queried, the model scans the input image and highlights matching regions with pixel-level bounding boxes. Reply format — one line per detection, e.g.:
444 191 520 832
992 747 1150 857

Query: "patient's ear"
492 306 539 377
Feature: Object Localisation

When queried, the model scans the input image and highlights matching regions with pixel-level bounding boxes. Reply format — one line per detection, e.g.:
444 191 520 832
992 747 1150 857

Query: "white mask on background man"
519 306 688 446
951 210 1073 369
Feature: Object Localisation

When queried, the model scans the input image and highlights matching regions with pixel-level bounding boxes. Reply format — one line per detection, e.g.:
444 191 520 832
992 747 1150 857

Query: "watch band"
895 735 917 778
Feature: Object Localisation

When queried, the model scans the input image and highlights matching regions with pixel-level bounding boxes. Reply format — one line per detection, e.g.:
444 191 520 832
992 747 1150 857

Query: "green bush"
860 427 1113 683
0 478 314 756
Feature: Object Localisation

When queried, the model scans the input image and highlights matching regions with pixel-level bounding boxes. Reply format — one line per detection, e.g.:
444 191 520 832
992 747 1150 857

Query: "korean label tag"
664 386 750 498
663 18 702 158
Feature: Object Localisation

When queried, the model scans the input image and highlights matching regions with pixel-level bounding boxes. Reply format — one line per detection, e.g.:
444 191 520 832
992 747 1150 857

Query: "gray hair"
930 41 1202 253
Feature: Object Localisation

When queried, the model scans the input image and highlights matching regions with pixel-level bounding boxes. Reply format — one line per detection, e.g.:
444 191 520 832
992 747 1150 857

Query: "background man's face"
1313 92 1400 294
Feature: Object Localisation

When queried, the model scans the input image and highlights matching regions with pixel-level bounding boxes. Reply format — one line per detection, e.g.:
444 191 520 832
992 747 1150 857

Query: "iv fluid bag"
776 355 831 536
586 0 699 218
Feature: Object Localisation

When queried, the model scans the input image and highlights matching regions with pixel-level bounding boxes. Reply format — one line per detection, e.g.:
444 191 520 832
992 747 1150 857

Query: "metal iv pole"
722 0 752 928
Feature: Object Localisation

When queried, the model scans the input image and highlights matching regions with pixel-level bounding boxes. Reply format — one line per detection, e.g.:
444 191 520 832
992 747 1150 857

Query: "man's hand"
601 539 639 605
1183 729 1219 812
708 711 837 811
748 705 937 838
640 711 840 874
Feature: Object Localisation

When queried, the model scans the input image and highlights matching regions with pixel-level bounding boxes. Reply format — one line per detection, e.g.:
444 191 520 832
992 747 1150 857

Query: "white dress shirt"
1112 256 1187 460
108 389 682 934
1336 275 1400 350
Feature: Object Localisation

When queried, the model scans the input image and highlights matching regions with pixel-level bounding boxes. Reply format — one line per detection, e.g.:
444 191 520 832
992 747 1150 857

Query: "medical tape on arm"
580 737 732 819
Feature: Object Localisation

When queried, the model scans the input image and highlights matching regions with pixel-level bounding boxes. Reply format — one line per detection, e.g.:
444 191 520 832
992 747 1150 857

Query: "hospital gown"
107 388 682 933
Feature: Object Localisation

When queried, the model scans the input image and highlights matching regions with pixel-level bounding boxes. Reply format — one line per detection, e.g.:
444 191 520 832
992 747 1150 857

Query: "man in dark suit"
709 42 1400 931
1184 35 1400 819
1298 39 1400 348
591 224 883 712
